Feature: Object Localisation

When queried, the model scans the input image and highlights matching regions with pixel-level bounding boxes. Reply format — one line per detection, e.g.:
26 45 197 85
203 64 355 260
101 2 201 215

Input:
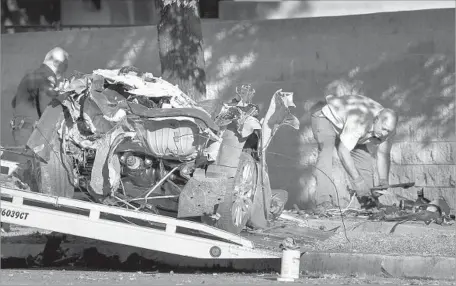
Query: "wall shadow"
357 41 455 144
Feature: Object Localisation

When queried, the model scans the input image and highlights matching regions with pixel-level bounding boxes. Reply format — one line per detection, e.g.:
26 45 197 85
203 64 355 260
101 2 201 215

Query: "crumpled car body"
26 68 300 234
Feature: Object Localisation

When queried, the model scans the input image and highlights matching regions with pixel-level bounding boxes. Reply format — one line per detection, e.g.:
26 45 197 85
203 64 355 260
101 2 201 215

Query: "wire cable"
312 165 351 243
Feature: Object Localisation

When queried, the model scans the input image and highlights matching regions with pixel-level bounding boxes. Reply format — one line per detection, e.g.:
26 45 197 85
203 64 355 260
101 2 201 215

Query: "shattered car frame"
25 67 300 234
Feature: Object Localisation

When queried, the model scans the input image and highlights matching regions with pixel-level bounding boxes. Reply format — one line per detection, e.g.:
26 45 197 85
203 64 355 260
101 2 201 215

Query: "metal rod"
113 195 139 210
144 166 179 204
128 195 179 202
4 24 151 29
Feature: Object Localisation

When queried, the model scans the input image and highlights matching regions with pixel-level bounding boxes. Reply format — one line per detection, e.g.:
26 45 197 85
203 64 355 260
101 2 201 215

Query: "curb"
2 242 455 280
302 252 456 281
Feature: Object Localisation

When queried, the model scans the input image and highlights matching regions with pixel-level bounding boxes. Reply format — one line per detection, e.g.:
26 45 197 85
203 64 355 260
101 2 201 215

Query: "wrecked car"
24 67 300 234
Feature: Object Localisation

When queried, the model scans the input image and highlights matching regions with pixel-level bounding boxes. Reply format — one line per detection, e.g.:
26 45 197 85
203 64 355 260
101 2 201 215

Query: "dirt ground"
1 269 455 286
246 215 456 257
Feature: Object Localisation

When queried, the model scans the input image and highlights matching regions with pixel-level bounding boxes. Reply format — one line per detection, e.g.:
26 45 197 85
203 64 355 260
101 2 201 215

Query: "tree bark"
155 0 207 101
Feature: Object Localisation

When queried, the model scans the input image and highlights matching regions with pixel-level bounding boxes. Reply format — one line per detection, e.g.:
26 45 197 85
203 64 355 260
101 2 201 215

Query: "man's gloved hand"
56 78 70 91
350 176 371 197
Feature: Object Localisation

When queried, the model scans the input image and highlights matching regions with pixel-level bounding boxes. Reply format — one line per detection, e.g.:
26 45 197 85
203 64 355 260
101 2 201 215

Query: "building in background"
2 0 454 33
2 0 61 33
217 0 455 21
1 0 220 33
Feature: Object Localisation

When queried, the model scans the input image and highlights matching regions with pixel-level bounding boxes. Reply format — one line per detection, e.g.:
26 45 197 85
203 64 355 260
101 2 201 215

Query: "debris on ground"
283 187 455 233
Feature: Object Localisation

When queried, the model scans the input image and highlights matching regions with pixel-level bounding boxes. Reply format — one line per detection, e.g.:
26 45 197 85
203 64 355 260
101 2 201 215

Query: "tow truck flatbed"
0 174 280 260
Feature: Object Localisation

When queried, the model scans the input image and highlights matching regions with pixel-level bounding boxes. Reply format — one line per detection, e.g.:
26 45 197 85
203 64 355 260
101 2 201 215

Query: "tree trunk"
155 0 206 101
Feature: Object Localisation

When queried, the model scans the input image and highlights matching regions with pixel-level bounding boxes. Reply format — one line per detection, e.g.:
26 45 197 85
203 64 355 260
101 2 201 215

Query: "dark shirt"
12 64 58 118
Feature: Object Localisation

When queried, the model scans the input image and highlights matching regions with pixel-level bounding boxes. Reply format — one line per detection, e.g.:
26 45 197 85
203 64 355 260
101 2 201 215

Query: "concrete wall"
1 9 455 211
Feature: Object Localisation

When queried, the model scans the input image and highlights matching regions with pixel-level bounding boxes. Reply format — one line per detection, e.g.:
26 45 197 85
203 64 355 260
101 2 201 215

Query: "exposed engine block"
119 152 160 188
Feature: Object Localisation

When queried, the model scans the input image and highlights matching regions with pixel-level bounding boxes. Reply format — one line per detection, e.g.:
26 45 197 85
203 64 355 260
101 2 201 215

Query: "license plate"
1 208 29 220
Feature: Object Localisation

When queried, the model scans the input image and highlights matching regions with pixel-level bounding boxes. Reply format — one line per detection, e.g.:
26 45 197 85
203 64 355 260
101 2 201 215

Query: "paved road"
0 269 451 285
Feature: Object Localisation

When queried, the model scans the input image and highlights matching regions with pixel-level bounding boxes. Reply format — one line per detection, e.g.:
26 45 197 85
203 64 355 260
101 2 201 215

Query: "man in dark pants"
11 47 69 146
310 92 398 209
2 47 69 232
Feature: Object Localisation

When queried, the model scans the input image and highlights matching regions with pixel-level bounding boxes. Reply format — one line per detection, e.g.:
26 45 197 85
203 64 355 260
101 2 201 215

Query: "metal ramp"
0 183 280 260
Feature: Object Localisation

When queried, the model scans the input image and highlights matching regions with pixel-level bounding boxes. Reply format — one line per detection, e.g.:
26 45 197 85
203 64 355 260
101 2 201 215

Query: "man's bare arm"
337 142 361 180
337 117 367 181
337 116 373 196
376 136 393 184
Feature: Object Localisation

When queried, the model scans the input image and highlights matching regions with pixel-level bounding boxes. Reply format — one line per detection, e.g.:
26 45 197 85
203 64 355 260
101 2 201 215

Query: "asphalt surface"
0 269 453 286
